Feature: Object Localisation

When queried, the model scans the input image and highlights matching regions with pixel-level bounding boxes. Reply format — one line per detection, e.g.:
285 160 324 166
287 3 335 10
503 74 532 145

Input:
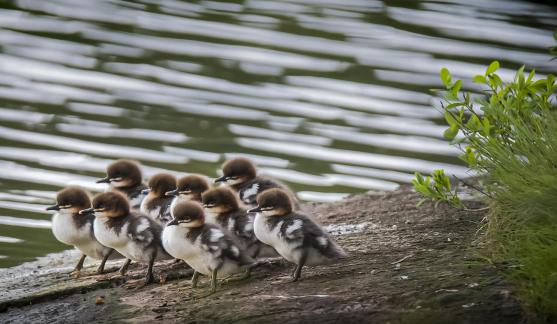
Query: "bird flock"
45 157 347 294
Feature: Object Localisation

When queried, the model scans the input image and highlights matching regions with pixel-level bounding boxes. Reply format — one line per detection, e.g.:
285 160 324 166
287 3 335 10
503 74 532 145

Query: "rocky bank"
0 186 522 323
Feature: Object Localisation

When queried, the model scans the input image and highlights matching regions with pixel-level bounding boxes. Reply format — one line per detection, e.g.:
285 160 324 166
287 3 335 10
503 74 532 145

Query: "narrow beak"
96 176 111 184
248 206 262 213
167 218 178 226
214 176 226 183
45 204 60 211
165 189 178 197
79 207 94 215
141 188 151 194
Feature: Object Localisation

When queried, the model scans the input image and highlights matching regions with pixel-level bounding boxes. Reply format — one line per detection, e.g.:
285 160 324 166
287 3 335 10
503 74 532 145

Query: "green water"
0 0 555 267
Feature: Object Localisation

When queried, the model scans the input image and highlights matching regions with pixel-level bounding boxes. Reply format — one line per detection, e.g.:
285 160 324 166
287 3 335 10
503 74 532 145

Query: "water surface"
0 0 555 267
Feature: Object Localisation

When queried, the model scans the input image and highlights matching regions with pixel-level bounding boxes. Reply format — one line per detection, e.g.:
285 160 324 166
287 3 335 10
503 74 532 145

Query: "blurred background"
0 0 555 267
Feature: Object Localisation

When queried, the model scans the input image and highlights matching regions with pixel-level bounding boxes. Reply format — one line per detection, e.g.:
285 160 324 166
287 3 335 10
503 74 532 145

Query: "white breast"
204 210 219 225
162 226 211 275
52 211 83 245
162 226 188 260
254 214 279 246
169 196 181 215
52 212 109 259
140 196 159 217
93 217 128 250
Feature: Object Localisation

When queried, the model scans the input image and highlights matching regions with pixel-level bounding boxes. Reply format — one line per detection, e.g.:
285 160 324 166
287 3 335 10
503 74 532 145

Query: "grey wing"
131 217 157 246
240 179 279 206
302 217 347 259
240 183 260 206
222 237 253 265
282 217 305 245
234 212 257 242
130 192 147 209
203 227 254 266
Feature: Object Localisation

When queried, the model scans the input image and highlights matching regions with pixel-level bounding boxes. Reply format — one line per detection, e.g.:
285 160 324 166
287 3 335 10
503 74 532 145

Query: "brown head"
249 188 293 217
96 159 143 188
166 174 210 202
46 187 91 214
214 157 256 186
80 191 130 218
168 201 205 228
201 187 239 215
145 173 176 198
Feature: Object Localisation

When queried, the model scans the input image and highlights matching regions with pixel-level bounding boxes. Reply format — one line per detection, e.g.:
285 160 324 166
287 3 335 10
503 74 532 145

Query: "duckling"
96 159 148 209
201 187 261 257
80 191 163 284
140 173 176 226
46 186 114 276
162 201 255 294
214 157 298 208
165 174 210 213
249 189 347 282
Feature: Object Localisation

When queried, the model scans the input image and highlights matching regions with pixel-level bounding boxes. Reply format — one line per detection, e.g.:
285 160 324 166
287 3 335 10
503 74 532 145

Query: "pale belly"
52 213 86 245
162 227 243 277
52 213 108 259
270 240 328 265
94 220 128 248
253 214 273 246
162 226 185 259
74 241 109 260
186 253 244 277
116 241 152 263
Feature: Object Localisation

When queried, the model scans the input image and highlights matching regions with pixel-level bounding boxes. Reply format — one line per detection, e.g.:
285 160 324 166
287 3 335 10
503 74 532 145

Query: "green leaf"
445 102 462 110
473 75 486 84
466 115 482 132
444 91 458 102
488 74 503 89
526 69 535 83
459 147 476 167
440 68 451 87
413 172 424 184
486 61 500 75
444 111 459 126
515 65 525 83
443 176 451 190
482 118 492 136
451 80 462 96
443 125 459 140
532 79 547 88
416 198 427 208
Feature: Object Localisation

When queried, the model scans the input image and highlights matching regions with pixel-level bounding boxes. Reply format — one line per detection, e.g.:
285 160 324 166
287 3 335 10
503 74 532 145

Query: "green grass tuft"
487 114 557 322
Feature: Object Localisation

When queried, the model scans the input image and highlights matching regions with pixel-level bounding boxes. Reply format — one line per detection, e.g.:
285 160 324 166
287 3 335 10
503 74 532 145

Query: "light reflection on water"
0 0 555 267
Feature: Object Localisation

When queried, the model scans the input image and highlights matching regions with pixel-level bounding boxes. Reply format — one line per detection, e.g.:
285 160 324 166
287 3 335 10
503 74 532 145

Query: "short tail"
329 240 348 260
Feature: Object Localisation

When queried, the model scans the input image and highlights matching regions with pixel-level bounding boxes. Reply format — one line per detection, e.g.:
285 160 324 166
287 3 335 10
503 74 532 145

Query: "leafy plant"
412 170 460 207
414 61 555 206
413 61 557 321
